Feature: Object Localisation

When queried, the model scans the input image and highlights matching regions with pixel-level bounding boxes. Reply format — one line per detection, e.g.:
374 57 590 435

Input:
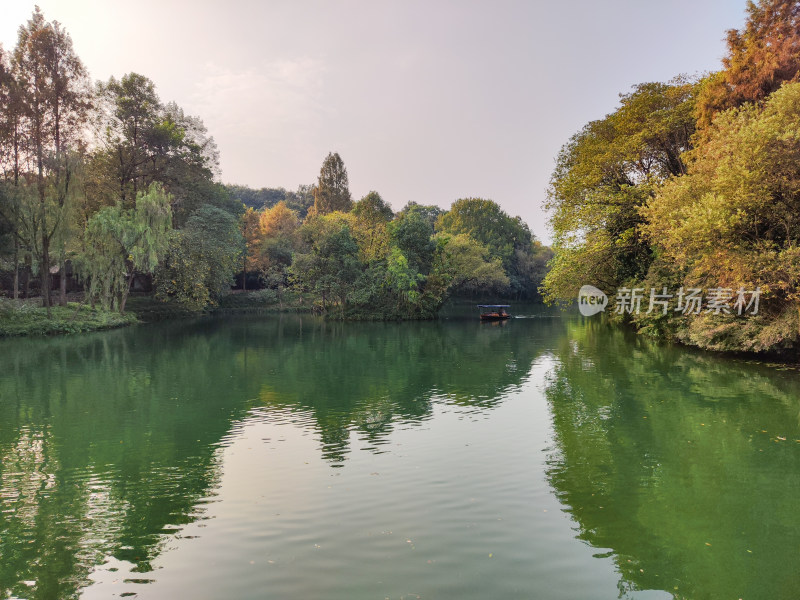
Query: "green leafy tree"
291 218 361 313
436 197 543 296
156 205 243 310
80 183 172 312
384 247 424 310
92 73 161 205
437 198 529 269
397 202 444 229
89 74 227 224
391 207 435 274
543 78 697 303
351 191 393 265
352 191 393 224
434 233 510 295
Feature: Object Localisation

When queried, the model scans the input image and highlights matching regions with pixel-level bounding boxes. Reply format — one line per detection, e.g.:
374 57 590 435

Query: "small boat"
478 304 511 320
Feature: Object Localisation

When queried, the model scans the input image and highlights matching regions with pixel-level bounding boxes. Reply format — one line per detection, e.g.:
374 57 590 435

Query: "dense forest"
544 0 800 354
0 8 549 326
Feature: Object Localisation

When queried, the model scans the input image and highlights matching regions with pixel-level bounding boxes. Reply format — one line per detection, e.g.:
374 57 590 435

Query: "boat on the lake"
478 304 511 320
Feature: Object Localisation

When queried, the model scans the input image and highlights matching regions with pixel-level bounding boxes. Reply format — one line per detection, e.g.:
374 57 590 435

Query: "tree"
290 217 361 313
285 183 315 219
350 191 393 264
226 183 315 219
696 0 800 128
12 7 92 312
307 152 353 217
240 206 261 290
156 205 243 310
391 207 436 275
434 233 510 294
80 183 172 312
398 202 444 229
90 73 160 206
542 78 697 303
435 197 544 296
89 74 226 225
352 191 393 224
259 200 299 239
384 247 424 310
0 44 26 186
257 200 300 297
642 81 800 350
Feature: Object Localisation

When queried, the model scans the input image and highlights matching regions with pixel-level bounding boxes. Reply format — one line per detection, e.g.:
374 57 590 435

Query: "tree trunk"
12 238 19 300
59 248 67 306
242 255 247 291
41 234 51 316
119 269 136 314
23 256 31 299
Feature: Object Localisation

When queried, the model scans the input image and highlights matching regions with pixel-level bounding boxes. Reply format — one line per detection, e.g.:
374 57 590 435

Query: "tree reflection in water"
544 319 800 599
0 313 558 598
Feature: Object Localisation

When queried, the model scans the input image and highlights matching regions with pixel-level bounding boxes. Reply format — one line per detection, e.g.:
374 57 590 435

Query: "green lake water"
1 308 799 599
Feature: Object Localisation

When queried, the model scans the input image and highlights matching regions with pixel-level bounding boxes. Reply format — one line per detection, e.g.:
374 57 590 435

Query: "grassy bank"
0 299 138 337
212 289 314 314
123 290 314 322
0 288 436 338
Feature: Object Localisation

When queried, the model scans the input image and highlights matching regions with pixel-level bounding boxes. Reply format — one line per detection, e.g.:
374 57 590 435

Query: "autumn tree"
259 200 299 239
696 0 800 128
12 7 92 311
643 82 800 350
258 200 300 296
307 152 352 217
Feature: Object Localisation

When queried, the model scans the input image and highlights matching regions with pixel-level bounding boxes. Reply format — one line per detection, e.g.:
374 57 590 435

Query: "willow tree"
81 183 172 313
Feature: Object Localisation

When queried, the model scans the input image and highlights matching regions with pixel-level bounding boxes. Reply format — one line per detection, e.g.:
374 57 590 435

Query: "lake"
1 308 799 599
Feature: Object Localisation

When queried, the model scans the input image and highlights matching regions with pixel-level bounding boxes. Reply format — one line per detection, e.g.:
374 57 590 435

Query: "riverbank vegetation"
0 8 549 335
544 0 800 355
0 298 136 336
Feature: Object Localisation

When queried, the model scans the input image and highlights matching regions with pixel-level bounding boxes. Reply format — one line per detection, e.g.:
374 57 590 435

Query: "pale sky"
0 0 748 242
